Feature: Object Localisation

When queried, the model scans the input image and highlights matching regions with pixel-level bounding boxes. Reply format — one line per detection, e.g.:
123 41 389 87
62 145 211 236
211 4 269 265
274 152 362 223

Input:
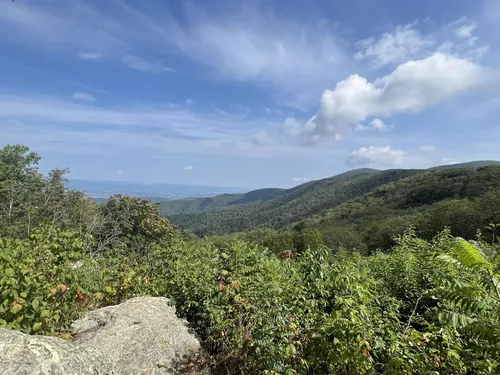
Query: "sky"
1 0 500 189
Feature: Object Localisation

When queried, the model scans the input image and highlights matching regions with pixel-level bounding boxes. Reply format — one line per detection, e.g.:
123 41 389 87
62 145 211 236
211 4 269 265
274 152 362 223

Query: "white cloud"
292 177 309 183
250 130 269 146
77 52 104 61
1 93 341 160
0 94 246 139
0 95 348 164
419 145 436 151
0 1 127 53
354 24 434 66
0 1 348 107
284 52 486 144
1 2 494 111
369 118 388 130
455 23 477 39
122 55 175 74
115 170 124 175
182 165 194 171
143 6 347 107
356 118 389 131
347 146 405 167
72 92 96 102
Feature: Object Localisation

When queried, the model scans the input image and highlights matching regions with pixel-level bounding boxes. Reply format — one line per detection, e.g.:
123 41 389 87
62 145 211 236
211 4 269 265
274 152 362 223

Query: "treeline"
1 145 499 374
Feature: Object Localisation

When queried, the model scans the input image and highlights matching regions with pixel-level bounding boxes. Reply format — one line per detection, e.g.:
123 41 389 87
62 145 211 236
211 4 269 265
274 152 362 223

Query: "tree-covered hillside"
161 188 287 216
1 145 499 374
164 165 500 242
160 168 381 217
164 169 419 235
428 160 500 171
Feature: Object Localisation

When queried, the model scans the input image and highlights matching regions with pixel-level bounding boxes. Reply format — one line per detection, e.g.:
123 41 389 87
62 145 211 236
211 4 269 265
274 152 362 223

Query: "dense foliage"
1 145 499 374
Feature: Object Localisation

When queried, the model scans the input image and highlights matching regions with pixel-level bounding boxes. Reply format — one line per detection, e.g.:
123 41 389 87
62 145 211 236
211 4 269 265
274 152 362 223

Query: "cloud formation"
455 23 477 39
284 52 485 144
122 55 175 74
354 24 434 66
356 118 389 131
347 146 405 167
182 165 194 171
72 92 96 102
77 52 104 61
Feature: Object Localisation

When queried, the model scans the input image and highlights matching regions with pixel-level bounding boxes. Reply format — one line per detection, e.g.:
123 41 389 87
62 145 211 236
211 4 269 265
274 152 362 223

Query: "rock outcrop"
0 297 201 375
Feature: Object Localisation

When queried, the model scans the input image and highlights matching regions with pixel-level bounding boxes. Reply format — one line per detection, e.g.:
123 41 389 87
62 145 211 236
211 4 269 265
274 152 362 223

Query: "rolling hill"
161 188 287 216
161 162 500 237
428 160 500 171
160 168 381 217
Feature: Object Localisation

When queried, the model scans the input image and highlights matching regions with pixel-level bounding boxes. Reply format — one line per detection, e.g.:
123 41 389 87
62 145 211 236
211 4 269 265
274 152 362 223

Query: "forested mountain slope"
165 169 420 235
165 164 500 238
160 168 381 217
161 188 286 215
428 160 500 171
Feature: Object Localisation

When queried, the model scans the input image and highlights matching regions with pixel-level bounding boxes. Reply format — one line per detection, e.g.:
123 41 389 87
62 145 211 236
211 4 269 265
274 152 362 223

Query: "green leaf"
10 304 22 314
31 298 40 310
33 322 43 332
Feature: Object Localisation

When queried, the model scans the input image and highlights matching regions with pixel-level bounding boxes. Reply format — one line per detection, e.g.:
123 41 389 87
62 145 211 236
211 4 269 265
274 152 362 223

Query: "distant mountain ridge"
67 180 248 200
160 160 500 236
428 160 500 171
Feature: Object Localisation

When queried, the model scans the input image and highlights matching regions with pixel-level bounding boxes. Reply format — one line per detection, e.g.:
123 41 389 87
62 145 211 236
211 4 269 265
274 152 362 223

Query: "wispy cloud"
0 94 248 139
0 1 127 53
77 52 104 61
122 55 175 74
354 23 434 66
72 92 96 102
0 93 338 160
154 7 348 107
0 1 349 109
455 23 477 39
182 165 194 171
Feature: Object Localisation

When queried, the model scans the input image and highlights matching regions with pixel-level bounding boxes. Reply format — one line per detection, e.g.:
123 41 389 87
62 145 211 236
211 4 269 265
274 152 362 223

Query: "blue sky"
1 0 500 188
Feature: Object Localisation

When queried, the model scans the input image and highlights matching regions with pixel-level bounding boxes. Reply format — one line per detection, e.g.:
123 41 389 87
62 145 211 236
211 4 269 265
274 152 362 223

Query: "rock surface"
0 329 114 375
0 297 200 375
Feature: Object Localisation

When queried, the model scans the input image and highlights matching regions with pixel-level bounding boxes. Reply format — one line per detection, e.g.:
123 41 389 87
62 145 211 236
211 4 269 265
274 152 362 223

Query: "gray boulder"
0 329 114 375
0 297 201 375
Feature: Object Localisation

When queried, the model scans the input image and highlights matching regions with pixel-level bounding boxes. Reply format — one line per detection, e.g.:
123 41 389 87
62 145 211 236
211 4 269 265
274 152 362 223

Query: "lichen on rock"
0 297 200 375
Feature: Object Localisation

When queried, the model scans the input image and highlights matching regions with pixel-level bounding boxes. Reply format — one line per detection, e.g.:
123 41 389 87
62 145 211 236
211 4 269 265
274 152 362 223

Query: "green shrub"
0 225 89 335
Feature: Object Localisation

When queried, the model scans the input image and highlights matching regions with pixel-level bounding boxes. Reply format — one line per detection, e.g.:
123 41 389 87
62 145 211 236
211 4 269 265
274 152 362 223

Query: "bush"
0 226 89 335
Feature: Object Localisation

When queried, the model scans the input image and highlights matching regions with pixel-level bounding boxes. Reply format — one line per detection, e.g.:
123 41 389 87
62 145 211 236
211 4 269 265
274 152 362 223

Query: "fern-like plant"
435 238 500 358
